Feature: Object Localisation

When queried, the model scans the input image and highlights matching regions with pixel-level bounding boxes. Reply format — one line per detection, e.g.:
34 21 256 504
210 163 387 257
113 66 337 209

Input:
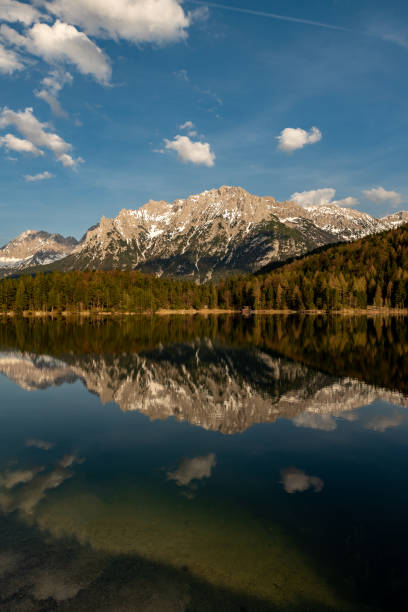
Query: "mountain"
36 187 337 281
380 210 408 228
18 186 408 281
2 222 408 313
0 230 78 277
2 187 408 281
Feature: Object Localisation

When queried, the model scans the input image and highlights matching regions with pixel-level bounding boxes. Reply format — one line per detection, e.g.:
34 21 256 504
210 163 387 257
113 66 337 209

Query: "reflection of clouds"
0 466 44 489
26 439 55 450
0 454 84 515
0 551 21 577
0 554 95 606
31 568 82 602
293 413 337 431
167 453 216 487
281 468 324 494
365 412 405 432
58 453 84 468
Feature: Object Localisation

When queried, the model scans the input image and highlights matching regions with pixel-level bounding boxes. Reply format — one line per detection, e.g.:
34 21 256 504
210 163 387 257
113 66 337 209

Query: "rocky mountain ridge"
2 186 408 280
0 230 78 276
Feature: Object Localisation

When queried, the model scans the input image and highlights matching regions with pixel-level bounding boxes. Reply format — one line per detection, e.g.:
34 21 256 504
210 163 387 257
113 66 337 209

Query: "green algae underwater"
1 315 408 611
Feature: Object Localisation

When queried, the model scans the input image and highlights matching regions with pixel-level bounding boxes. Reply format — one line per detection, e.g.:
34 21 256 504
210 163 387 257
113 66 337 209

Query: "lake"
0 315 407 611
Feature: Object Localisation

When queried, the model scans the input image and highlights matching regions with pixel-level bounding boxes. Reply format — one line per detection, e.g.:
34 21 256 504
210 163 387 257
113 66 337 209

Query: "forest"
0 224 407 313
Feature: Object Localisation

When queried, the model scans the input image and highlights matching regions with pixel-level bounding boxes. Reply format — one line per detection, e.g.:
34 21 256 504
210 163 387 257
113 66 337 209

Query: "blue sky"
0 0 407 244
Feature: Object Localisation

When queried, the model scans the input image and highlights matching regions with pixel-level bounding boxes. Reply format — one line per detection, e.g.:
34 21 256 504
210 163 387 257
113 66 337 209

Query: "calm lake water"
0 315 408 611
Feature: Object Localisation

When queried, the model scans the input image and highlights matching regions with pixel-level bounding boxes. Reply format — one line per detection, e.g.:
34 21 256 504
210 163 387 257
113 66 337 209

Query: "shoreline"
1 307 408 317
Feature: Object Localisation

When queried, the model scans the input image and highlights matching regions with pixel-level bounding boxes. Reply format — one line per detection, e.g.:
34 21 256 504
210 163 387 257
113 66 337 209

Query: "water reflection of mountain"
1 338 407 433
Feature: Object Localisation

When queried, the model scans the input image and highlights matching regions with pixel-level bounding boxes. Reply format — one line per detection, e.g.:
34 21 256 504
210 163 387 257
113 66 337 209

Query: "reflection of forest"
0 316 407 432
0 315 407 392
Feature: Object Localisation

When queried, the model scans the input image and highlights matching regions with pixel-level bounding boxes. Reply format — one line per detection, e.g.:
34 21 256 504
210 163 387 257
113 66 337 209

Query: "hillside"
0 230 78 277
221 223 408 310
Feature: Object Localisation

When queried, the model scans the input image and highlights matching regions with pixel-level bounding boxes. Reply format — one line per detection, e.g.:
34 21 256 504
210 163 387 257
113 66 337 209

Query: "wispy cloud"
0 106 83 168
186 1 350 32
362 186 403 207
24 171 54 182
367 22 408 50
34 70 73 119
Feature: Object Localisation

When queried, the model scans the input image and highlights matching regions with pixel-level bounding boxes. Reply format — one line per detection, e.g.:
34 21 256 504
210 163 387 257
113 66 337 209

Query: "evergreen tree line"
0 225 408 313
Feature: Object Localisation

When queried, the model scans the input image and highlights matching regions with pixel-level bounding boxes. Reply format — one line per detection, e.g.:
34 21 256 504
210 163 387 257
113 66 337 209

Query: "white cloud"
281 467 324 494
291 188 335 206
35 69 73 118
0 106 82 167
277 126 322 153
0 20 111 83
0 132 44 155
167 453 216 487
164 134 215 166
290 187 358 208
333 196 359 207
179 120 194 130
25 171 54 182
0 41 24 73
45 0 191 44
174 68 189 81
0 0 41 25
362 186 403 207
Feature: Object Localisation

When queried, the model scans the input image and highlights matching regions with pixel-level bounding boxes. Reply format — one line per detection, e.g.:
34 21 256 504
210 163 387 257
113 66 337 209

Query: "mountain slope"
53 187 408 280
0 230 78 277
227 222 408 311
3 186 408 281
42 187 338 281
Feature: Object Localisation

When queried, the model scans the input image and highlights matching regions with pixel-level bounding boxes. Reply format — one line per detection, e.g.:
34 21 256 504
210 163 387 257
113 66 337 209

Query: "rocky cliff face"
1 343 406 434
2 186 408 280
0 230 78 276
52 187 332 281
48 186 408 280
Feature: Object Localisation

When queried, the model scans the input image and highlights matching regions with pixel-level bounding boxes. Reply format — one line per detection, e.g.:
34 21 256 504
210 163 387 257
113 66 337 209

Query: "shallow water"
0 315 408 611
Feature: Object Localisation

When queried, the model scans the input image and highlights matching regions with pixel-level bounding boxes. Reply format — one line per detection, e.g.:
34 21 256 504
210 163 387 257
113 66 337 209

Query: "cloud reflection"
365 412 405 432
167 453 216 487
31 568 82 602
281 467 324 494
26 439 55 450
293 413 337 431
0 466 44 489
0 454 84 515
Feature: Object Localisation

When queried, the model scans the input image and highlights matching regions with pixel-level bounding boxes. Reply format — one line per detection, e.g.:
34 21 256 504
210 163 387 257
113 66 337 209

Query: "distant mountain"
0 230 78 277
2 186 408 280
